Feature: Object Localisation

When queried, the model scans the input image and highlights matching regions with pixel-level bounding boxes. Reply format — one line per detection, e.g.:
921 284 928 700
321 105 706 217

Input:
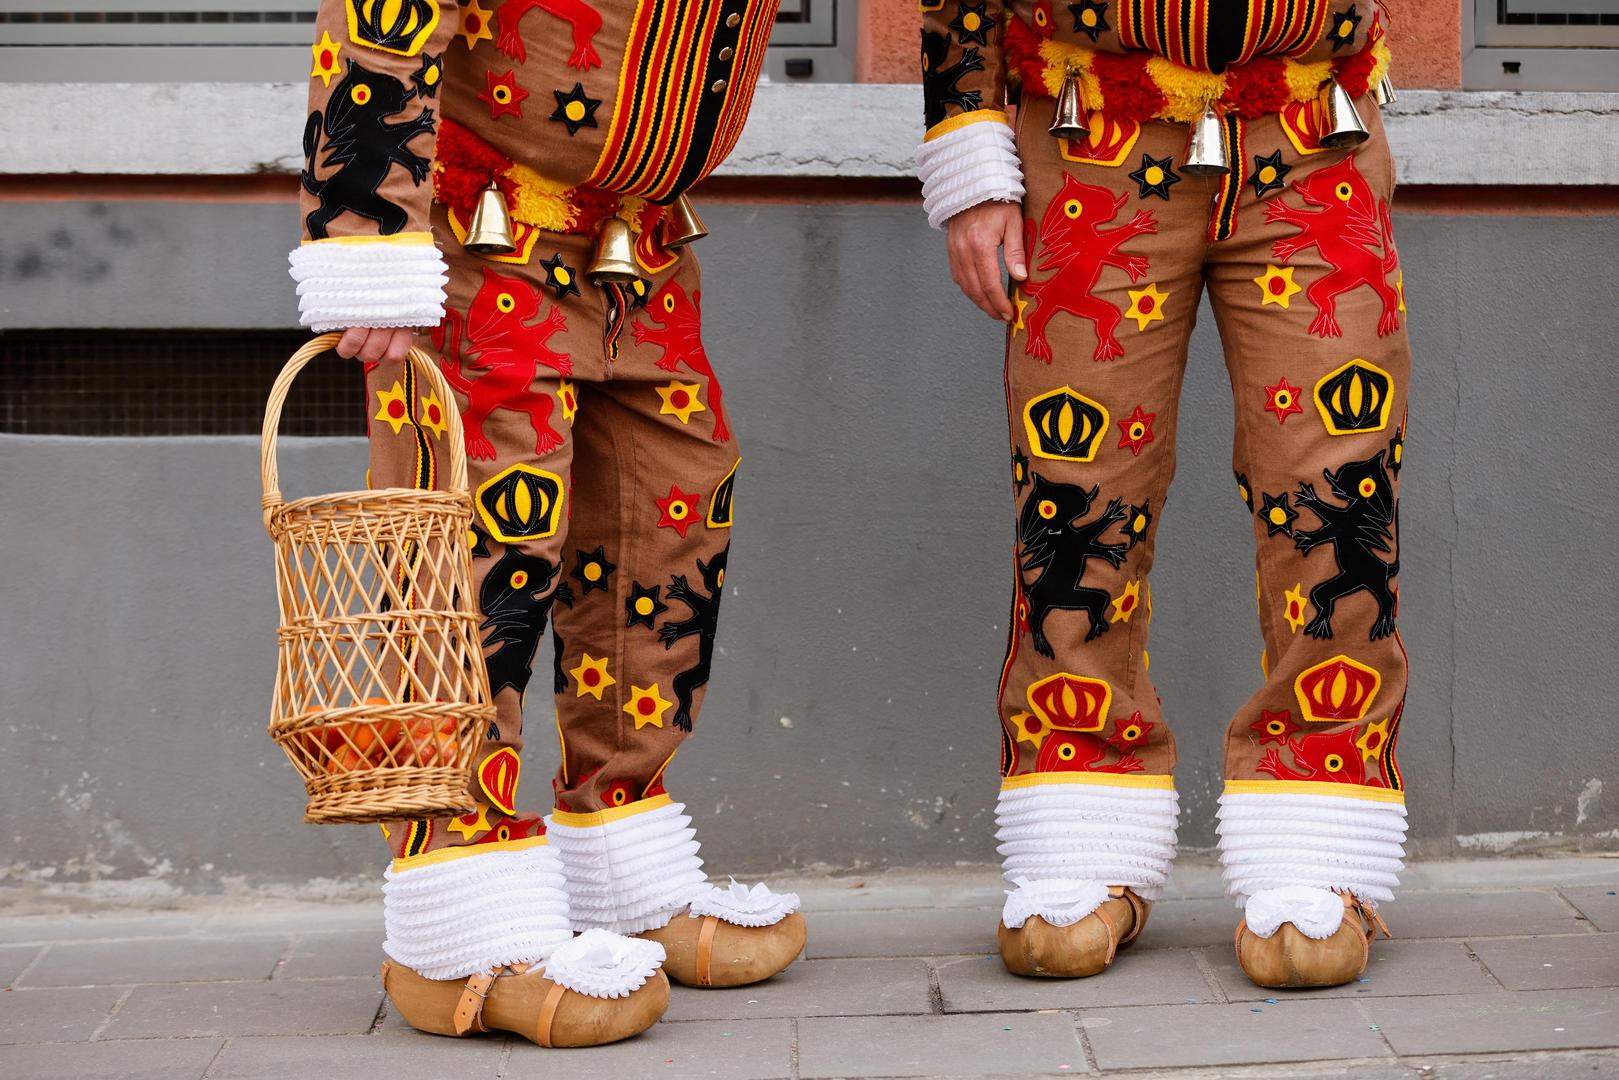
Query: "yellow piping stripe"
300 231 435 247
549 792 674 828
1000 771 1176 792
924 109 1012 143
1224 779 1407 804
390 834 548 872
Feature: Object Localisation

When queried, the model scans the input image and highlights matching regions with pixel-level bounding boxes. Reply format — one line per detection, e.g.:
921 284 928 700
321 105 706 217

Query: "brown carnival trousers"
993 91 1410 908
366 207 738 864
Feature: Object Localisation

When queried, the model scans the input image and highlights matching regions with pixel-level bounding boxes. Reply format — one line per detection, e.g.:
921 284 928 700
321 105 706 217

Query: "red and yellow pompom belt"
1005 14 1390 125
432 118 669 241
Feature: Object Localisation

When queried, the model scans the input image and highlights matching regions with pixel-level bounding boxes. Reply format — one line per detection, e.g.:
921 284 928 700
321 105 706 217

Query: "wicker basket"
261 334 494 825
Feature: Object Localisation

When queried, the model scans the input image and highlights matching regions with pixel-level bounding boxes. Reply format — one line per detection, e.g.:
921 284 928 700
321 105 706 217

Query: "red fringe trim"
433 118 517 219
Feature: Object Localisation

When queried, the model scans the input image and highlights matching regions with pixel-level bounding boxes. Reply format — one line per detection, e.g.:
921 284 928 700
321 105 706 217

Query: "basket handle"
261 332 469 529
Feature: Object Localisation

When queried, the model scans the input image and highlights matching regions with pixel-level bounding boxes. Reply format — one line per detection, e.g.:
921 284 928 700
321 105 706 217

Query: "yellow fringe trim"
390 834 549 873
1223 779 1406 805
1000 771 1177 792
506 161 576 233
1036 38 1391 124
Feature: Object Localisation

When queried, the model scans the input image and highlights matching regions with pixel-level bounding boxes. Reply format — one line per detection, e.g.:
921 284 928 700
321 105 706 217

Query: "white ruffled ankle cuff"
1218 788 1408 906
542 928 665 999
1001 877 1110 930
382 842 574 981
688 878 801 927
996 779 1180 902
915 115 1025 230
1243 886 1347 940
545 799 710 936
288 233 448 332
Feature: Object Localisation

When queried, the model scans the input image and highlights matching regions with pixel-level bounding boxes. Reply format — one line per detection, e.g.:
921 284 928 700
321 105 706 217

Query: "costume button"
726 12 741 27
711 77 727 93
719 46 733 61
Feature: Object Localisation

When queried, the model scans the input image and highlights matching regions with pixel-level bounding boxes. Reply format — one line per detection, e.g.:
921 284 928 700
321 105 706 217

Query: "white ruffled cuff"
1217 789 1408 907
915 115 1026 230
688 878 801 928
1243 885 1348 940
1001 877 1109 930
995 780 1180 902
382 843 574 982
541 927 665 999
288 233 449 332
545 800 710 936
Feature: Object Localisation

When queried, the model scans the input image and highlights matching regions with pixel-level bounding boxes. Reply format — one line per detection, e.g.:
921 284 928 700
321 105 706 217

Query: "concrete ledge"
3 83 1617 185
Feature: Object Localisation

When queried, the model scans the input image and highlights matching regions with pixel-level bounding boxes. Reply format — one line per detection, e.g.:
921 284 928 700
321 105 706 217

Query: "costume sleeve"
915 2 1025 230
288 0 457 331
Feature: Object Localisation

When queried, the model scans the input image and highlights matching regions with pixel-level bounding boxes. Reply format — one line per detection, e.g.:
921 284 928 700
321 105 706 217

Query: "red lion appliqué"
1022 173 1156 363
632 281 731 443
494 0 603 68
434 267 572 461
1264 154 1400 339
1256 726 1382 786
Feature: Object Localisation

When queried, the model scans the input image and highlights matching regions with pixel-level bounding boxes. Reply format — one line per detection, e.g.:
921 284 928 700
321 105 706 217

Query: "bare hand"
335 326 415 364
946 201 1027 322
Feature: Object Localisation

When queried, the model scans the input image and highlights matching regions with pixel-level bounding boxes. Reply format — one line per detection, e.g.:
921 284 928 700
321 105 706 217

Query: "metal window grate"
0 0 859 82
0 329 366 437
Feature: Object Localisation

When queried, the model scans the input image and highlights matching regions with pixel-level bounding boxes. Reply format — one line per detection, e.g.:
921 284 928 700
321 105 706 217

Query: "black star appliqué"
625 582 668 628
1260 492 1298 537
411 52 443 98
1011 445 1031 496
550 82 601 136
1128 153 1181 200
1125 501 1153 549
1251 150 1292 197
1326 4 1362 51
1236 471 1254 513
469 526 491 559
1069 0 1109 41
949 1 990 45
540 252 581 300
570 546 616 593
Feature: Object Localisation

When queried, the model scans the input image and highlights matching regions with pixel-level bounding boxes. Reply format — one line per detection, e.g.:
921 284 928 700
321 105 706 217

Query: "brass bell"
1181 105 1229 176
463 182 516 255
1373 74 1397 107
588 216 641 284
1048 73 1089 141
1318 78 1370 148
661 194 708 248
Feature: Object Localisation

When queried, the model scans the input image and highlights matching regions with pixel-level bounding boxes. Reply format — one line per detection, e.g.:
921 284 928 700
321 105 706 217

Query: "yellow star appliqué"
1283 583 1308 633
1255 264 1301 308
624 684 673 729
570 653 615 701
1109 579 1142 623
656 380 707 425
1396 270 1406 314
1125 282 1168 331
374 381 411 435
457 0 494 50
556 378 578 424
1012 287 1029 335
1357 717 1391 763
1009 711 1050 749
447 802 490 840
310 31 343 88
418 388 449 439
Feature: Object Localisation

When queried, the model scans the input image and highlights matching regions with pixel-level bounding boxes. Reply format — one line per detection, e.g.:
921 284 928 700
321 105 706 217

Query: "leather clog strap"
533 980 567 1048
695 915 720 987
453 971 495 1036
1110 886 1150 947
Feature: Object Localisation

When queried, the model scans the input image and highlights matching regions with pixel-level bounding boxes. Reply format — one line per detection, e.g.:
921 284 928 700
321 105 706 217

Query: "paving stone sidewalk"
2 857 1617 1079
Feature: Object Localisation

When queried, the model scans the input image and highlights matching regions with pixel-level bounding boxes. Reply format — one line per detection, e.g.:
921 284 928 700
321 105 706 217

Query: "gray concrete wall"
2 200 1616 896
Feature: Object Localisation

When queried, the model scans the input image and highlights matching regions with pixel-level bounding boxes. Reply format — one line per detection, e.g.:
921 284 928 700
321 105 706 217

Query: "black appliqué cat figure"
1293 449 1400 640
303 60 435 239
1019 473 1129 656
659 546 728 732
478 549 562 697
